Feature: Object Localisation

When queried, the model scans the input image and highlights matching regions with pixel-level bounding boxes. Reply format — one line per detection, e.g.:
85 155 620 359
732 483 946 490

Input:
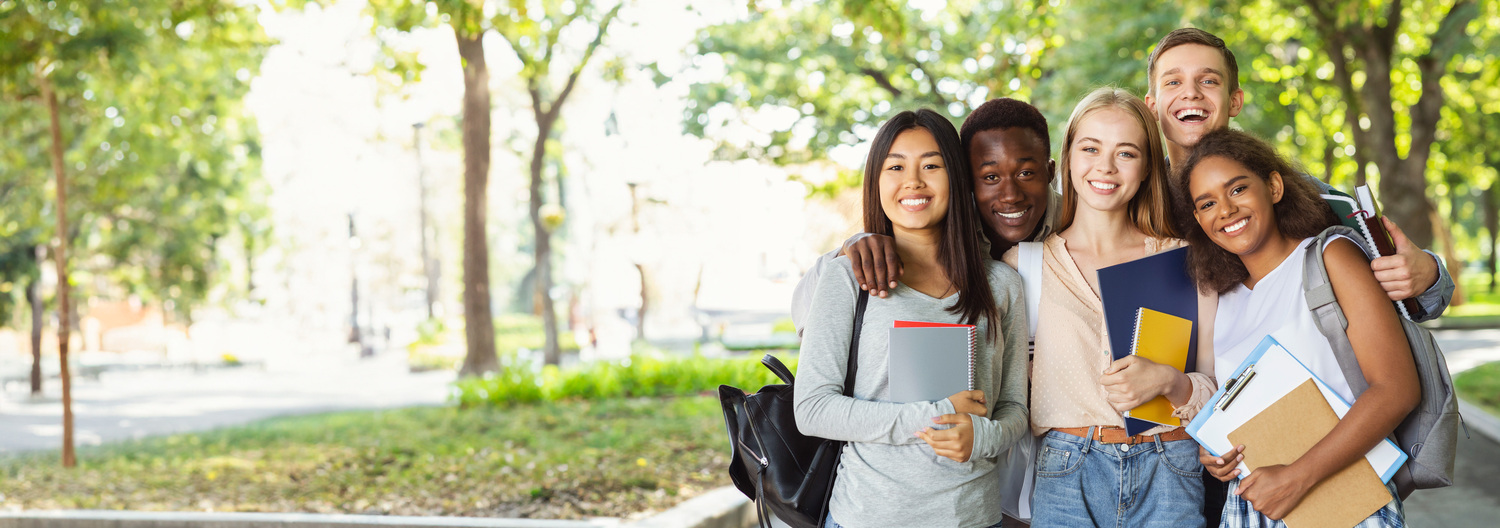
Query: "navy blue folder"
1097 246 1199 436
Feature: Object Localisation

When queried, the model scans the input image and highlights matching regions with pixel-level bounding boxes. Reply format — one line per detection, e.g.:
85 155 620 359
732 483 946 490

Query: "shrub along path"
0 397 731 520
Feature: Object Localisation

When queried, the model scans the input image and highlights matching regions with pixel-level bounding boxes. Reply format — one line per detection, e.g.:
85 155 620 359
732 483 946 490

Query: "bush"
454 352 796 408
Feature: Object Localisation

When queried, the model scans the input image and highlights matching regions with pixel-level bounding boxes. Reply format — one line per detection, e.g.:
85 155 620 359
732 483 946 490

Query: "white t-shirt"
1213 235 1373 402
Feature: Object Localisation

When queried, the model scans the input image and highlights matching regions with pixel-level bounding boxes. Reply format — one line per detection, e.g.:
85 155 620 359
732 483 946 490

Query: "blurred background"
1 0 1499 522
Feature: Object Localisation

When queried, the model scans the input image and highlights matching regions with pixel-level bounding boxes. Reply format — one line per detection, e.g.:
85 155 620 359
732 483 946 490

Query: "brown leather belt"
1051 426 1193 445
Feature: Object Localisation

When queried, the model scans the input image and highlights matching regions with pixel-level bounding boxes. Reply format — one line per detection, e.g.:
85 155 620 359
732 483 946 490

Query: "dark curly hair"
1171 129 1339 294
960 98 1050 155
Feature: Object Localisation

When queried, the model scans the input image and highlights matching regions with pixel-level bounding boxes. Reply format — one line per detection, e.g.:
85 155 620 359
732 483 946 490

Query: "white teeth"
996 210 1026 219
900 198 929 206
1223 218 1249 234
1175 108 1206 119
1089 181 1118 190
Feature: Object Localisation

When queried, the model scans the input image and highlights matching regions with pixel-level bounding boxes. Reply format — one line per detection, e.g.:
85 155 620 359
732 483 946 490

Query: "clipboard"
1227 379 1393 528
1184 335 1407 482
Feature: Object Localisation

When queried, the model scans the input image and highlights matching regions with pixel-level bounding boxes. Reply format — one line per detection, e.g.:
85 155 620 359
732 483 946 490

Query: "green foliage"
0 0 272 324
0 399 731 518
1455 361 1500 418
685 0 1056 165
453 352 795 407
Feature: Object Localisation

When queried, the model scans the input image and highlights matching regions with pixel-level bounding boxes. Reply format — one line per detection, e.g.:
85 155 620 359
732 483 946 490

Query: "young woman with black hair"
793 108 1030 528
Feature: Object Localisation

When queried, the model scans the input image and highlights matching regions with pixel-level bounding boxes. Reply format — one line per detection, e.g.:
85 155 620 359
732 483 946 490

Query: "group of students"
788 28 1453 528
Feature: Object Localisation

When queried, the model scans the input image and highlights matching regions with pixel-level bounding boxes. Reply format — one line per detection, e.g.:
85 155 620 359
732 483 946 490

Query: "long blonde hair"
1054 87 1177 239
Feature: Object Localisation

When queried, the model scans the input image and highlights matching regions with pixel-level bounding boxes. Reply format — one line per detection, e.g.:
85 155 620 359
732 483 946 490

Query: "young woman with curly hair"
1175 128 1417 528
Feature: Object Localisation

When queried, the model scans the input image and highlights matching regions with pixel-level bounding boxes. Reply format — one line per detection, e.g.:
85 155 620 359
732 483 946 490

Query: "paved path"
1389 329 1500 526
0 351 453 453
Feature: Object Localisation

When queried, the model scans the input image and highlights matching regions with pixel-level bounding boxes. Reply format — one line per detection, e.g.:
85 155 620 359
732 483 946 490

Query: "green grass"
1426 272 1500 326
455 352 793 407
1456 361 1500 418
0 398 732 519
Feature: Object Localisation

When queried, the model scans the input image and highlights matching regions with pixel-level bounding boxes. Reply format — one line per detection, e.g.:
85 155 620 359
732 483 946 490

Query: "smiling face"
1188 155 1286 258
969 127 1054 248
1067 108 1149 214
1146 43 1244 163
879 128 951 234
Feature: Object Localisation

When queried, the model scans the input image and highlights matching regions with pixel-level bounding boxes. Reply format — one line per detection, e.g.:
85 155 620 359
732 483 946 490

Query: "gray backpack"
1301 226 1462 498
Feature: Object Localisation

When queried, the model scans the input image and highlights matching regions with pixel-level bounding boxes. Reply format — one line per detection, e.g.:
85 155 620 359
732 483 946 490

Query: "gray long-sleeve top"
793 257 1029 528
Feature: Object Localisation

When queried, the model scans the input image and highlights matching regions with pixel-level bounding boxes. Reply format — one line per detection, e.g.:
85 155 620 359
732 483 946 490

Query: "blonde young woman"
1002 87 1217 527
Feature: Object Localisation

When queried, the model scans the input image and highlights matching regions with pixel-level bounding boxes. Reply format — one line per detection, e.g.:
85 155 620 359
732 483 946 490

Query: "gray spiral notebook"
886 321 976 403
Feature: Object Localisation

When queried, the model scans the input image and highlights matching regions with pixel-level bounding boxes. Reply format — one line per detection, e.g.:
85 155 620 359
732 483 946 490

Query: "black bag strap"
843 290 870 398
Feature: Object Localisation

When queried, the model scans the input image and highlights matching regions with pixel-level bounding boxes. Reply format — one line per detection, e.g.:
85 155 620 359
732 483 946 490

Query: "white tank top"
1213 235 1371 402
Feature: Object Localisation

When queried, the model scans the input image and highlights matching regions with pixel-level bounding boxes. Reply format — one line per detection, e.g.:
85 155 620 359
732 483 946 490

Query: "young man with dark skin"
791 98 1059 334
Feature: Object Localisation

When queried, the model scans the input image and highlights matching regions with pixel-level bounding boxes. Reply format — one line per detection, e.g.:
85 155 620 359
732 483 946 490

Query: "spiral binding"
1130 307 1146 356
966 325 977 390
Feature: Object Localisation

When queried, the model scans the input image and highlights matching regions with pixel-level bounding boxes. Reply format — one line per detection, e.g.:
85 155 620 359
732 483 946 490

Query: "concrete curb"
0 511 617 528
1459 398 1500 445
0 486 753 528
625 487 754 528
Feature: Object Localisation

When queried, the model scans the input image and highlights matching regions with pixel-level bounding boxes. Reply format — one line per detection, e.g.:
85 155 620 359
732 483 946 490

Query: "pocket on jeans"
1035 439 1081 476
1158 439 1204 478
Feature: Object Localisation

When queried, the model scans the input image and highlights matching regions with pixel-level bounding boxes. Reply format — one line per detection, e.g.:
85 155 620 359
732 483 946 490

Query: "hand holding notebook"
1124 308 1193 427
1320 185 1425 320
1097 246 1200 435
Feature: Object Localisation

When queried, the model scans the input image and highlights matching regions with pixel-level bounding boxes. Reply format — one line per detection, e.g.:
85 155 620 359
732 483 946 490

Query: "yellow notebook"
1127 308 1193 426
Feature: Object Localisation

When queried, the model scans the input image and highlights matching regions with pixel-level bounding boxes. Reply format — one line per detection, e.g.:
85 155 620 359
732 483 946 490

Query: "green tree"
0 0 269 466
685 0 1056 165
1241 0 1483 250
345 0 625 371
495 0 624 366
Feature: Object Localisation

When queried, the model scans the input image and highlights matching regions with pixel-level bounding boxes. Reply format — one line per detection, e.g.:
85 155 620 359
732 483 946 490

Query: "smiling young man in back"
1142 27 1453 319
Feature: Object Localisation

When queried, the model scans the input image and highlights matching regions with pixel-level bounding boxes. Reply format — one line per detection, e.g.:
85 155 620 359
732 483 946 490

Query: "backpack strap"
1301 225 1373 398
1017 241 1044 341
843 290 869 397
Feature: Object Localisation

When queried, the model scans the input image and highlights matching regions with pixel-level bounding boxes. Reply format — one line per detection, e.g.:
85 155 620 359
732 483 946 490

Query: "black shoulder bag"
717 290 869 528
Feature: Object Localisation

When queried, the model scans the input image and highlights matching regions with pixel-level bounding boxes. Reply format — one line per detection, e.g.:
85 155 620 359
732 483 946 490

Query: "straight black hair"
861 108 999 338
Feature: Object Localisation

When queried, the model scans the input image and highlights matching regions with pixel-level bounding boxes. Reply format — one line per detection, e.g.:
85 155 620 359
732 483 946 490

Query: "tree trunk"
1486 185 1498 292
39 68 75 468
414 124 437 320
455 31 498 377
530 117 561 366
1430 205 1463 305
27 262 42 396
1300 0 1477 251
634 263 648 341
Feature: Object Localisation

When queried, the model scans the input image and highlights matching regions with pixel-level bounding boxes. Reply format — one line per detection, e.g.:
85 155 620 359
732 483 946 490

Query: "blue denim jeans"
1031 428 1206 528
823 514 1007 528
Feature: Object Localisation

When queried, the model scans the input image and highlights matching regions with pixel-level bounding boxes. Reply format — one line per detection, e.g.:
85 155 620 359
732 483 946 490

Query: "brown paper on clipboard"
1227 379 1392 528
